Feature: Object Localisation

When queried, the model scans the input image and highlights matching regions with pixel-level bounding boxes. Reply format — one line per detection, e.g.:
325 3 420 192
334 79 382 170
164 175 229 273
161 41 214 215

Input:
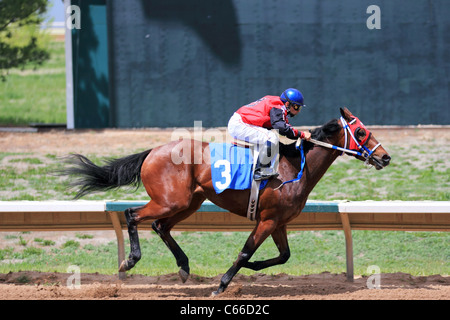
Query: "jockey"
228 88 311 181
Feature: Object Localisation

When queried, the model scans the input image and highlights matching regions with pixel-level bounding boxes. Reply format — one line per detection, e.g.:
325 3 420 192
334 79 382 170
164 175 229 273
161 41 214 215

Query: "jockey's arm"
269 108 308 140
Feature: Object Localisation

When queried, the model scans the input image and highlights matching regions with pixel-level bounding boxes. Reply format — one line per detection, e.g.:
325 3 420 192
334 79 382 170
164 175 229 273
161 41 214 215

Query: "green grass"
0 152 149 201
0 41 66 125
34 238 56 246
0 230 448 276
309 145 450 201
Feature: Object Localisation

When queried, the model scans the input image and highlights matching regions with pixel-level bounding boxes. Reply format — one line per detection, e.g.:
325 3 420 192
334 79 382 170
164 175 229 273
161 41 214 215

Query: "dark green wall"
74 0 449 128
72 0 109 128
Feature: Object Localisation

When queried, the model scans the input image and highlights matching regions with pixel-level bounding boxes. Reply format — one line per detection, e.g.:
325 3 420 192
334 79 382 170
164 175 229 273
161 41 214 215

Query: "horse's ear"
340 107 353 121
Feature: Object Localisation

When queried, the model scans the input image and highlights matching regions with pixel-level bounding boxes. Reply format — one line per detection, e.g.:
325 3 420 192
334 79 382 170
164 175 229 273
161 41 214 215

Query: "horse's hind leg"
119 200 182 272
119 206 144 272
152 195 205 282
152 214 191 282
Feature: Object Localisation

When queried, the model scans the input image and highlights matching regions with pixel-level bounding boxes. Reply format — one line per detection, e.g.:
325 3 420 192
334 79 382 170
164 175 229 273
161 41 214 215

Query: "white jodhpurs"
227 113 279 146
227 113 279 168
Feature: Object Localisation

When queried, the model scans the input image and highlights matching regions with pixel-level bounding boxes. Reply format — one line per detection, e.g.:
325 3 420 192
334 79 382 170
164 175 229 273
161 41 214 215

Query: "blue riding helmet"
280 88 305 107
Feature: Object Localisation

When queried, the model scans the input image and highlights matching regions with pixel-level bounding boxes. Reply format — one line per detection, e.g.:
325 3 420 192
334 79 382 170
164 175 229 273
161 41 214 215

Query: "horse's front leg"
244 225 290 271
213 219 277 296
119 206 143 271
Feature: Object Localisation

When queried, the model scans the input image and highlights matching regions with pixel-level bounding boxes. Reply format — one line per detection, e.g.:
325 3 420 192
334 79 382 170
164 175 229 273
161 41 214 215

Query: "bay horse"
65 107 390 295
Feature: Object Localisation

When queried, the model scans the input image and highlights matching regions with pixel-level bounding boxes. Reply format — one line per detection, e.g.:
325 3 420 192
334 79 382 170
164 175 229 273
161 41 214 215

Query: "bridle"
340 116 382 164
307 116 382 166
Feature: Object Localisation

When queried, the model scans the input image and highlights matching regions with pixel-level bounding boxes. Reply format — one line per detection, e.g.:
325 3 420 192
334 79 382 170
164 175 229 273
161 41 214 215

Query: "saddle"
209 141 278 220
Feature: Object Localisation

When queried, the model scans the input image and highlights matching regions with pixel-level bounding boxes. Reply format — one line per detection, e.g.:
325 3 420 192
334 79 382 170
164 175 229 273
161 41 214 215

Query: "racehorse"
64 107 390 295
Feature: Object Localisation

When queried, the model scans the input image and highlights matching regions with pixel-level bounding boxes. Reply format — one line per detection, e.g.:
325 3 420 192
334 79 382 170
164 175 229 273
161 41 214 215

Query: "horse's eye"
355 127 366 140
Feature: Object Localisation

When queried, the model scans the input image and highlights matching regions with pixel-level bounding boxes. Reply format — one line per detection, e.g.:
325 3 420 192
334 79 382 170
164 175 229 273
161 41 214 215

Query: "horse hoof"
179 268 189 283
211 290 223 297
118 260 128 272
211 288 223 297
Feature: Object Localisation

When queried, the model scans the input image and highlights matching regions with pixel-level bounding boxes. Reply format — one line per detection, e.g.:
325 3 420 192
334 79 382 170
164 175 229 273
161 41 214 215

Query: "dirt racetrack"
0 126 449 300
0 270 449 300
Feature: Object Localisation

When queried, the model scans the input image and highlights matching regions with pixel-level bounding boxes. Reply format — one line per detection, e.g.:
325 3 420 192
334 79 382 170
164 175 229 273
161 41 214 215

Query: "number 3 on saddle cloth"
210 143 268 194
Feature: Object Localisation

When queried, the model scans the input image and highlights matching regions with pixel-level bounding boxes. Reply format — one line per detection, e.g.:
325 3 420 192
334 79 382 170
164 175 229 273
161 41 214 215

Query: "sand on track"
0 270 448 300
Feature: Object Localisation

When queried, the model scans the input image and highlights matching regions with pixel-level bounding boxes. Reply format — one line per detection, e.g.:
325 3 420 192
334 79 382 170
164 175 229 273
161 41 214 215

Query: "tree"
0 0 50 79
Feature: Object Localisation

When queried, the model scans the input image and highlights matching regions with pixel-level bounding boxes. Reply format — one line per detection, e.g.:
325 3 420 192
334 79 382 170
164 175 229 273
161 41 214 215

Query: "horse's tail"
64 149 152 199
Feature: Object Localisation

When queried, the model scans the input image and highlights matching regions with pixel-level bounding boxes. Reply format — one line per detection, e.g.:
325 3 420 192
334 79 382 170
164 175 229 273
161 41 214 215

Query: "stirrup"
254 168 279 181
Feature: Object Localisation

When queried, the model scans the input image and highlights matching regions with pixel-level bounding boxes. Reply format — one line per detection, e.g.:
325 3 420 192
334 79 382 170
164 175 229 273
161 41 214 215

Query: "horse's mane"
279 119 341 158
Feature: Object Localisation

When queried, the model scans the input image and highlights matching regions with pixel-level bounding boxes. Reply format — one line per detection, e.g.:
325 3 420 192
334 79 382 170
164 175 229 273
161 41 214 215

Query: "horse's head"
338 107 391 170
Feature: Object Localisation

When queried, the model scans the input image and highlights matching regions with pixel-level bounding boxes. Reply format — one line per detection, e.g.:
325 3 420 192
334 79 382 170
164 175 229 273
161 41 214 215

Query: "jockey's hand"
302 131 311 141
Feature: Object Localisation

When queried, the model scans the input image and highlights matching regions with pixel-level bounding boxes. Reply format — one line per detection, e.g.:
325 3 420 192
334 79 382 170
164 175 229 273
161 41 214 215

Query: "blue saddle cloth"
210 143 268 194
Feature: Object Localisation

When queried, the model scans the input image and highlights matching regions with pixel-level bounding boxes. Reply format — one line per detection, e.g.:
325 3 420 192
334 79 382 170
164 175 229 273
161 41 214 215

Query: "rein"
273 140 305 190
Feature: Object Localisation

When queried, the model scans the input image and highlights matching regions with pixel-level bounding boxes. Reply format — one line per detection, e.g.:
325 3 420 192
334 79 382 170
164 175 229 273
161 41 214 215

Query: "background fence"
68 0 450 128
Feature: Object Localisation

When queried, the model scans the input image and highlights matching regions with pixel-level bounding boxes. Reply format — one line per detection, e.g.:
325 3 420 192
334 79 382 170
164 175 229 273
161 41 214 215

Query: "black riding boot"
254 141 279 181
